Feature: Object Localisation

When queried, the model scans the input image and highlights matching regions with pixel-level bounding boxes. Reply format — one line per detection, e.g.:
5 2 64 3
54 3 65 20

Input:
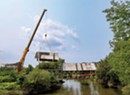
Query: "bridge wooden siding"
60 62 97 79
62 62 96 72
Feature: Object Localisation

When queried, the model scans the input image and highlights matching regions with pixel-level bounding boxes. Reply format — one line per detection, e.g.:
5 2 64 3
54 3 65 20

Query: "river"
44 79 122 95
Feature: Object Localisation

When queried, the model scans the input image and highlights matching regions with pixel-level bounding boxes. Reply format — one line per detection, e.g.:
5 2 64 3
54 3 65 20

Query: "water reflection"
89 82 99 95
44 79 122 95
63 80 81 95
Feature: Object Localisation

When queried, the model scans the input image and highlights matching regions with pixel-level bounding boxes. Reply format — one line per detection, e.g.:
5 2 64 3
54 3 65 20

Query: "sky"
0 0 115 67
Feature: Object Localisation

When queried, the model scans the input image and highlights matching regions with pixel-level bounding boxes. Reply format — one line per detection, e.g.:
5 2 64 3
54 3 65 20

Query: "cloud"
21 18 79 52
21 26 31 38
45 19 79 40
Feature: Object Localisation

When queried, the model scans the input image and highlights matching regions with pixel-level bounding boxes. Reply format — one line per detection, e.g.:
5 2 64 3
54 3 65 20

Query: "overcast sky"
0 0 115 67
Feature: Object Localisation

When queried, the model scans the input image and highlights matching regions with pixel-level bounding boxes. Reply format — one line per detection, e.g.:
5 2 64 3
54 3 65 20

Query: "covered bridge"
63 62 97 72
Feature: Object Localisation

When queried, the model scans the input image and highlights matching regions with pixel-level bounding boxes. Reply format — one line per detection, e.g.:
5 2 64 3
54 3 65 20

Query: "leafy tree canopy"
97 0 130 94
103 0 130 51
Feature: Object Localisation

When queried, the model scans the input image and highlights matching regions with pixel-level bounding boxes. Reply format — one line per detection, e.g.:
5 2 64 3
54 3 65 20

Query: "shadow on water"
44 79 122 95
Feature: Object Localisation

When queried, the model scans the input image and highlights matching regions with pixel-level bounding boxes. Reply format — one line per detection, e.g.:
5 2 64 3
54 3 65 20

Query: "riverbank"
0 90 23 95
0 79 122 95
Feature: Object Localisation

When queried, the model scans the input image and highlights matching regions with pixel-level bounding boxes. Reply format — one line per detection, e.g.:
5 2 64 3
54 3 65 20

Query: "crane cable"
42 15 52 53
44 33 52 53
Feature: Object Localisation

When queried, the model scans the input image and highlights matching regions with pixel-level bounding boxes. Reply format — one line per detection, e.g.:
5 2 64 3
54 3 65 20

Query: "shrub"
37 59 64 70
0 82 20 90
23 69 61 95
122 85 130 95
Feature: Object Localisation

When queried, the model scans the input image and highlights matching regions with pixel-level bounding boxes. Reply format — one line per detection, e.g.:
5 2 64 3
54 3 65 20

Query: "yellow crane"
17 9 47 72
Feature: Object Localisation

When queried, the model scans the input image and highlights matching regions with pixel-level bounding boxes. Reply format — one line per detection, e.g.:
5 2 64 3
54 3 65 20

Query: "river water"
44 79 122 95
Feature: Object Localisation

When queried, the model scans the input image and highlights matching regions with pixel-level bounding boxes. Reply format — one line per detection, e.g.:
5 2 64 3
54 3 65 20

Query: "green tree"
97 56 120 87
37 59 64 70
97 0 130 94
103 0 130 51
107 40 130 85
0 67 18 82
23 69 61 95
25 64 34 74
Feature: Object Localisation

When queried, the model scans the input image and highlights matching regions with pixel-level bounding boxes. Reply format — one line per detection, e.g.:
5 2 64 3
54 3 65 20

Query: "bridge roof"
63 62 96 71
